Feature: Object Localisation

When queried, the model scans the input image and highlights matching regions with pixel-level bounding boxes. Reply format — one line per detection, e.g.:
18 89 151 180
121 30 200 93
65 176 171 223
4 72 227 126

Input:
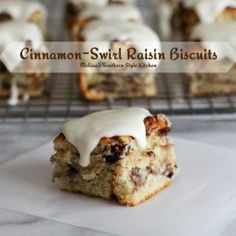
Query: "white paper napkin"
0 137 235 236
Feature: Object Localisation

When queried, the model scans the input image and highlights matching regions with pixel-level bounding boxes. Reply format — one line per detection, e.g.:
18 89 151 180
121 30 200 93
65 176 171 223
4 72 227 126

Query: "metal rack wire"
0 0 236 122
1 73 236 122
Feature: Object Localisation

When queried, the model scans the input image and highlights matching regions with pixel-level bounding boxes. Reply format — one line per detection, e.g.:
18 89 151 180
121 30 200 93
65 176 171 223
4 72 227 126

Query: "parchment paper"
0 137 235 236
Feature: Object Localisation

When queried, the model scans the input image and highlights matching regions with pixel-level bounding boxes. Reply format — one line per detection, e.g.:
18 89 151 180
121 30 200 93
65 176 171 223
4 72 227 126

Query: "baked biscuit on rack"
188 22 236 96
0 21 49 106
76 20 160 100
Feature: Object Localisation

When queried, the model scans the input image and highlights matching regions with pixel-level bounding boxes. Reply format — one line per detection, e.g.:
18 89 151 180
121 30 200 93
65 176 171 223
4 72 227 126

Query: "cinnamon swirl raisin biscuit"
188 22 236 96
0 22 49 106
51 108 178 206
77 20 160 100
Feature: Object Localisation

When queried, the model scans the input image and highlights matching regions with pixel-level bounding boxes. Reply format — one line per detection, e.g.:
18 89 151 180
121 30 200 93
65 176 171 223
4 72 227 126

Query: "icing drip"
191 22 236 61
79 5 143 22
7 79 19 106
62 108 151 167
158 1 173 38
0 21 45 72
23 93 30 102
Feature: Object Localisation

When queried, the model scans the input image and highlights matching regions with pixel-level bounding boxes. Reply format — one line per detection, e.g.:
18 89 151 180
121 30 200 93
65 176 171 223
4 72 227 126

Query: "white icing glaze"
79 5 142 22
191 22 236 61
0 21 45 72
81 20 161 65
69 0 135 7
81 21 159 44
180 0 236 23
0 0 47 21
23 93 30 102
158 1 173 39
7 78 19 106
69 0 108 7
62 108 151 167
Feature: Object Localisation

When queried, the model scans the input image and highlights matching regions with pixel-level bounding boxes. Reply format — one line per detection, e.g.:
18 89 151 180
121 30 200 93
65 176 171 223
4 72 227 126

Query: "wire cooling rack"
0 0 236 122
1 73 236 122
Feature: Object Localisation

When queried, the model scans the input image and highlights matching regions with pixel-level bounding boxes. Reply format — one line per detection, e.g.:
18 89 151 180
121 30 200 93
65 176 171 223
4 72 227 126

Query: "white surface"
0 208 114 236
0 137 235 236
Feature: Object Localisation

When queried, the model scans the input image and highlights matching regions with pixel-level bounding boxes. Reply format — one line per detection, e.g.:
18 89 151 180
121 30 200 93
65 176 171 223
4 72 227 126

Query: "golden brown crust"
115 179 171 207
144 115 171 136
78 73 157 101
220 7 236 18
78 73 107 100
